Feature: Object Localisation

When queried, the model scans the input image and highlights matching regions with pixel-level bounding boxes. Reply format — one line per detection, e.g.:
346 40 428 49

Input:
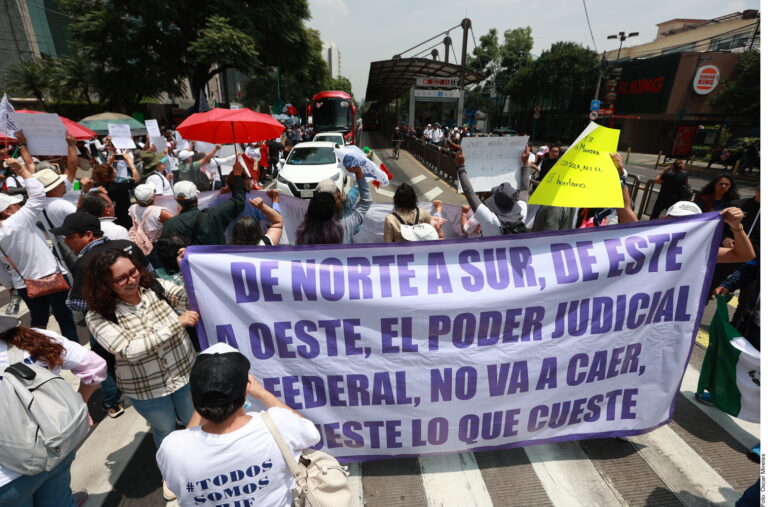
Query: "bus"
309 91 357 145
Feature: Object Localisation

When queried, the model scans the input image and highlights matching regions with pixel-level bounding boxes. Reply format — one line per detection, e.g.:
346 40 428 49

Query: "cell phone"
115 154 124 160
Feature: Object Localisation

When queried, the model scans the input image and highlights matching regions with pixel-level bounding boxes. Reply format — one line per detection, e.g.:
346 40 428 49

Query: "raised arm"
123 151 141 183
14 130 34 173
610 153 638 224
717 207 756 263
249 197 283 245
199 144 221 166
455 150 482 212
66 134 79 183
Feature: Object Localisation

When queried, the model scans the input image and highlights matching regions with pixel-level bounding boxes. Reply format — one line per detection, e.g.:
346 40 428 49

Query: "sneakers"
694 391 714 406
163 480 177 501
104 402 125 418
747 443 761 463
5 295 20 315
72 490 88 506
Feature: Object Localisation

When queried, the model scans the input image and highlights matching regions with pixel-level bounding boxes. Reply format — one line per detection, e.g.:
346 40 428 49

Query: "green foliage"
531 42 598 111
3 59 49 104
188 16 259 71
709 51 760 120
329 76 353 95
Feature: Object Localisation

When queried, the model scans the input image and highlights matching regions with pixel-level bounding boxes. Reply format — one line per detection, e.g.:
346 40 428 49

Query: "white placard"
145 119 161 137
460 136 529 192
108 123 136 150
182 214 721 462
11 113 67 156
195 141 216 153
150 136 167 152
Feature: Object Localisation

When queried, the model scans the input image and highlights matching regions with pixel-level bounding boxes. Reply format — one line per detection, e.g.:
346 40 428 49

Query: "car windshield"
317 135 343 144
286 147 336 165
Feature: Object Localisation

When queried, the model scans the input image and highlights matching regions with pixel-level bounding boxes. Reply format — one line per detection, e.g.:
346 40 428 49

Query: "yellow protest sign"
528 122 623 208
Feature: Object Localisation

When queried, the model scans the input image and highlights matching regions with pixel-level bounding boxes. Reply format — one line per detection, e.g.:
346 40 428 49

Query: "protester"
383 183 443 242
80 192 130 241
92 151 141 229
176 144 221 191
141 152 173 196
0 143 79 344
161 166 247 246
695 173 739 212
650 159 689 219
128 183 174 260
455 150 527 236
0 316 106 506
230 197 283 246
296 163 370 245
534 145 561 181
157 343 320 506
83 249 198 500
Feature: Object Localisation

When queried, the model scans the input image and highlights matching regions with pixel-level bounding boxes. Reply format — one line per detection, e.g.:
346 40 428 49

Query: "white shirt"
158 407 320 507
147 171 173 196
41 197 77 230
203 155 237 183
128 204 165 243
473 201 528 238
431 129 443 143
0 178 66 288
0 328 90 487
99 217 130 240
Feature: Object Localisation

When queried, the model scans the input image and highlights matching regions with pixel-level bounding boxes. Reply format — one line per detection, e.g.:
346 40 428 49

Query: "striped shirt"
86 279 195 400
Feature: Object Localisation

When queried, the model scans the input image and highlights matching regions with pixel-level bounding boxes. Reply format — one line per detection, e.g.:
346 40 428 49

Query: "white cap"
200 342 239 355
666 201 702 217
0 193 23 213
174 181 199 200
133 183 155 203
178 149 195 160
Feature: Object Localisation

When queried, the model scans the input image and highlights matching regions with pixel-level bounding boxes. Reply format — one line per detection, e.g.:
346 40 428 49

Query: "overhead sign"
693 65 720 95
590 100 601 111
416 77 459 87
414 89 461 99
182 214 722 461
528 121 623 208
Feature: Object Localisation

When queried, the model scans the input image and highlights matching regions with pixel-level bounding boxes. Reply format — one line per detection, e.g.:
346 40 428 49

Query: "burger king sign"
693 65 720 95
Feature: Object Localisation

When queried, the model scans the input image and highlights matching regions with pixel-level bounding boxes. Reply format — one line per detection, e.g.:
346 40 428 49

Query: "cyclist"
391 126 404 159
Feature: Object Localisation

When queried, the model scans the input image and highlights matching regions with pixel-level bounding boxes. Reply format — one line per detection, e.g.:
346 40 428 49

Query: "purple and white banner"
182 213 722 462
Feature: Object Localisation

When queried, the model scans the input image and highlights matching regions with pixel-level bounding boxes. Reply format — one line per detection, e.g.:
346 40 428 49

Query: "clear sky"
306 0 759 101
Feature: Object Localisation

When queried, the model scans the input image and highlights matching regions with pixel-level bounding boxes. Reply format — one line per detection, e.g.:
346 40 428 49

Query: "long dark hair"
83 249 155 316
0 326 64 370
296 192 344 245
699 173 739 202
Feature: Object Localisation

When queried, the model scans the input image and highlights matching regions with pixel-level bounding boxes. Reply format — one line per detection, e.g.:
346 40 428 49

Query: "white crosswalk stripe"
418 453 494 507
422 186 444 201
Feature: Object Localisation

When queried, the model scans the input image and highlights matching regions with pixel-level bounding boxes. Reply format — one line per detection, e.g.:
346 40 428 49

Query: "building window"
661 43 695 55
710 32 751 51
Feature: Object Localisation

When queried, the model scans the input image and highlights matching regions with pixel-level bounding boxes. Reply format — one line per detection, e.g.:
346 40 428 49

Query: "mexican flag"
697 296 760 422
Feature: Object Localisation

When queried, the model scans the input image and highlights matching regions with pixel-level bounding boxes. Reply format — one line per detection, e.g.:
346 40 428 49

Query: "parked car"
313 132 346 146
490 127 518 137
276 141 348 198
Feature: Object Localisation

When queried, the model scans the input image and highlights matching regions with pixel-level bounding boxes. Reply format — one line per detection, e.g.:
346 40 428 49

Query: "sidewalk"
622 152 760 185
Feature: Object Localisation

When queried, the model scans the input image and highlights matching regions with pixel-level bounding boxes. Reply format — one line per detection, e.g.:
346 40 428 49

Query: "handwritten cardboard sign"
11 113 67 156
460 136 529 192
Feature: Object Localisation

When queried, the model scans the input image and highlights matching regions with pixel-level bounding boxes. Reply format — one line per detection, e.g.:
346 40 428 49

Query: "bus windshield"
313 98 352 131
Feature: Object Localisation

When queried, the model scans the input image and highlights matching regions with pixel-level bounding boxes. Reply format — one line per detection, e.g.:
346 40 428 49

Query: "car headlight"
329 172 340 181
277 173 288 184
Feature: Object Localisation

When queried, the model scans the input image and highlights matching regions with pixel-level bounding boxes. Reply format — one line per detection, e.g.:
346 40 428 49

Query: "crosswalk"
0 289 758 506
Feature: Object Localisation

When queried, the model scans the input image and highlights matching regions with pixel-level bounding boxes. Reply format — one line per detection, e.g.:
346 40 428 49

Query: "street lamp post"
605 31 638 127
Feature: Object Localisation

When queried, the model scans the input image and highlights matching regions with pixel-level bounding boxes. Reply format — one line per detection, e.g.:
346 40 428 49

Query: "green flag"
697 296 760 422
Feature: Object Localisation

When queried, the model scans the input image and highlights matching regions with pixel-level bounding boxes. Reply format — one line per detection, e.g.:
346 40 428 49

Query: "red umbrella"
12 110 98 140
176 108 285 144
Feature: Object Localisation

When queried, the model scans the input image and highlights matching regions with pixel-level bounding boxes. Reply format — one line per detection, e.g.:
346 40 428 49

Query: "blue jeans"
0 451 76 506
128 384 194 448
88 336 122 408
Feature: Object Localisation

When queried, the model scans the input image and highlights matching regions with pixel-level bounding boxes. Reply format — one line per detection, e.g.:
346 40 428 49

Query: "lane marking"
409 174 427 184
376 188 394 198
418 453 494 507
629 425 740 505
526 441 624 506
422 187 443 201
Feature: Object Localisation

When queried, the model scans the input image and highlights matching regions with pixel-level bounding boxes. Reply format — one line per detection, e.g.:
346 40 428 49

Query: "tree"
709 51 759 120
58 0 319 111
529 42 598 112
3 59 49 105
329 76 353 95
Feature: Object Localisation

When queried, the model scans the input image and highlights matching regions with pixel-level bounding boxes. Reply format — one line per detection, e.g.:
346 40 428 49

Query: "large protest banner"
460 136 529 192
183 214 721 461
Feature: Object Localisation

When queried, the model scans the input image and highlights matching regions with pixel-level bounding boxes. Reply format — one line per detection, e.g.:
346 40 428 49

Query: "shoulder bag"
0 245 69 299
261 411 353 507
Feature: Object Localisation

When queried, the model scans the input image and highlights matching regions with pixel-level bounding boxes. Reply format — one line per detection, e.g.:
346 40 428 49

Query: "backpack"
0 350 89 475
498 219 528 235
128 206 156 255
391 209 439 241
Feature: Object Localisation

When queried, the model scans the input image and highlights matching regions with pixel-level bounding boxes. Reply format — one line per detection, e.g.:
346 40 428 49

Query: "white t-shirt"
99 217 130 241
474 202 528 238
157 407 320 507
42 197 77 229
0 329 89 487
128 204 165 243
147 171 173 196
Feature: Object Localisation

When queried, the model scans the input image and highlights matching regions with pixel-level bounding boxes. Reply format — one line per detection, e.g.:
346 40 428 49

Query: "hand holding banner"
528 122 622 208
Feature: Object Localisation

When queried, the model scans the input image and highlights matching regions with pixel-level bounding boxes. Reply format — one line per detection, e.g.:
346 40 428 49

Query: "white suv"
313 132 346 146
276 142 348 198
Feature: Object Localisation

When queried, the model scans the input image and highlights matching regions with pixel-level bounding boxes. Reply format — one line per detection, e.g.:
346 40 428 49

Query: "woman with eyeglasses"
81 248 198 500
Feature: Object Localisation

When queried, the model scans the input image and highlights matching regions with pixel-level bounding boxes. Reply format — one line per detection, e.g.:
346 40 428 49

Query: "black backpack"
498 217 528 235
177 162 211 192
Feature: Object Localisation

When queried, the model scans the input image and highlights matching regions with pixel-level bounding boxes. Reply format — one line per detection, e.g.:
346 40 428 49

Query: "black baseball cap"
51 212 102 236
190 343 251 408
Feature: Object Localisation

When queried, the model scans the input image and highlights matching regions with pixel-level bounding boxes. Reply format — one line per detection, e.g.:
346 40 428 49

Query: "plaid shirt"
86 279 195 400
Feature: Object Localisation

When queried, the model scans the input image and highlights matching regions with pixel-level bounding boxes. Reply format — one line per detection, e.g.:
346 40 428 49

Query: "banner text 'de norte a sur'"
182 214 722 462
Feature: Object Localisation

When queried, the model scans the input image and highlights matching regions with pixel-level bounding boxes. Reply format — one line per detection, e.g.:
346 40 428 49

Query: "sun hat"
484 182 523 224
33 168 67 192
